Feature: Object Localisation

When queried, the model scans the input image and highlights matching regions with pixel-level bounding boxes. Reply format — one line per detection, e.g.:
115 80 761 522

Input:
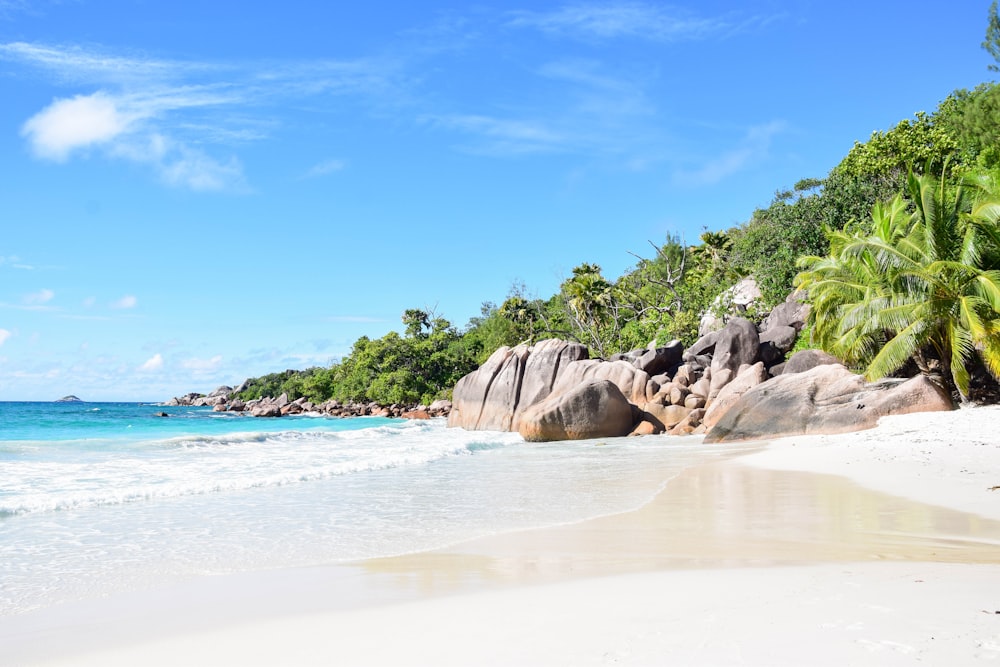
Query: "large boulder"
633 340 683 377
707 318 760 401
704 364 953 443
518 379 636 442
642 403 692 430
699 277 762 336
760 290 810 333
514 339 591 428
550 359 650 406
448 340 588 431
780 349 842 375
701 361 768 430
684 331 719 360
448 345 526 431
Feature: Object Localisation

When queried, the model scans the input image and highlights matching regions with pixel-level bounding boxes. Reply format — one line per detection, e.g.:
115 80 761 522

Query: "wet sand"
6 407 1000 665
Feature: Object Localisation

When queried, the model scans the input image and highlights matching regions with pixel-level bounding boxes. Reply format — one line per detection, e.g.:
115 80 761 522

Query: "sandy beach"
5 405 1000 666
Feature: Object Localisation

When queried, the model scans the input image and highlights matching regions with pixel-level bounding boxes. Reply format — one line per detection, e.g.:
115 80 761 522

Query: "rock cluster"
165 386 452 420
449 291 955 442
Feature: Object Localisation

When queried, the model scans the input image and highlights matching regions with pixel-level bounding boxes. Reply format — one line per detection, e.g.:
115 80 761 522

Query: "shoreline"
5 406 1000 665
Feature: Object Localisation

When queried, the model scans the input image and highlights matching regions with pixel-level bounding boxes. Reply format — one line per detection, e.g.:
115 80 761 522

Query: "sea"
0 401 749 617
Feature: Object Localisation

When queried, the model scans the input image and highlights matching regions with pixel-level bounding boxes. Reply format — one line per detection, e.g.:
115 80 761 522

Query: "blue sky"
0 0 995 401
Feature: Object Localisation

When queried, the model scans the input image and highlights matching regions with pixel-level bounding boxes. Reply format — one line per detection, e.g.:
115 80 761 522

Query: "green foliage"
235 368 325 402
984 0 1000 72
934 82 1000 169
835 112 959 181
327 314 478 405
796 169 1000 399
729 185 829 308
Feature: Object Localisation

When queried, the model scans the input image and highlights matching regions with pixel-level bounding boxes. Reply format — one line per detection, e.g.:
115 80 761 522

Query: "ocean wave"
0 421 521 517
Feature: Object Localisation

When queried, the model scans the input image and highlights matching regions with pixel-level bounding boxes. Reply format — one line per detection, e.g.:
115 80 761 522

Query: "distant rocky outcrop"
166 384 452 420
56 395 83 402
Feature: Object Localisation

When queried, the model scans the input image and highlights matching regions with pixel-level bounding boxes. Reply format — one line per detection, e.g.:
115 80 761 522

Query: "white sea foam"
0 420 519 516
0 417 746 616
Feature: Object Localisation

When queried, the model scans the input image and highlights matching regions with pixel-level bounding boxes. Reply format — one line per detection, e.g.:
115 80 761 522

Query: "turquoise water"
0 401 385 442
0 401 745 616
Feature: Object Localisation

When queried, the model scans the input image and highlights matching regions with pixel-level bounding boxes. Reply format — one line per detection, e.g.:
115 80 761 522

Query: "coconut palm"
795 169 1000 400
561 263 615 356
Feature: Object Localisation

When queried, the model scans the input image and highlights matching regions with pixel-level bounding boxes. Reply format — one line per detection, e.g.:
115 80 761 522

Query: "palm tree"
795 169 1000 400
561 263 615 356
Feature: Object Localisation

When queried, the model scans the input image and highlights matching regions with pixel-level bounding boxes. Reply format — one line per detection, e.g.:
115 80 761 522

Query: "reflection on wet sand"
361 460 1000 596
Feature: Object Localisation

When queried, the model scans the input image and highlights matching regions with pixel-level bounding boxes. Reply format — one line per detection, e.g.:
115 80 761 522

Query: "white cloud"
305 159 347 178
24 288 54 305
181 355 223 371
0 329 11 346
159 148 246 192
0 41 190 85
507 3 773 42
424 114 565 156
1 256 36 270
19 90 248 190
22 92 135 161
139 353 163 372
1 41 401 192
111 295 137 309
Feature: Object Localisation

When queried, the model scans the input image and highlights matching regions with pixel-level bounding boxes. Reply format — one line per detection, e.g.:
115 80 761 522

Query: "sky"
0 0 996 401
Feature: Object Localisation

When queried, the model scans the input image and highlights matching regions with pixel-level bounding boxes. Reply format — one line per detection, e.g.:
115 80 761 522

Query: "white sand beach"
6 405 1000 666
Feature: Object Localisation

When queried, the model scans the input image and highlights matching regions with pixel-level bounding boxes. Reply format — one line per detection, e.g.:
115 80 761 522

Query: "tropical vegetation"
795 169 1000 400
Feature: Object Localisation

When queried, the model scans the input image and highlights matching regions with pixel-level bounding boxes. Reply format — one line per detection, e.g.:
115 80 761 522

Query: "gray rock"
704 365 953 443
761 290 810 333
699 277 762 336
759 325 798 353
701 362 768 430
684 331 719 360
518 379 636 442
250 404 283 418
782 349 842 375
633 340 683 377
551 359 651 406
448 340 588 432
708 318 760 400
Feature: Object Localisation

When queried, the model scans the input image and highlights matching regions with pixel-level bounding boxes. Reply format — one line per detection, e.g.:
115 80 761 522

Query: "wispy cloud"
1 41 399 191
423 114 566 156
138 353 163 372
24 288 54 305
0 0 32 20
304 158 347 178
181 355 223 372
0 42 231 91
0 255 29 269
507 3 773 42
111 295 137 309
0 329 11 346
673 121 787 187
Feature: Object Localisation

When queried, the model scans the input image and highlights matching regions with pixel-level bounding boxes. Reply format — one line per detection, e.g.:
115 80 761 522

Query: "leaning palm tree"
795 168 1000 400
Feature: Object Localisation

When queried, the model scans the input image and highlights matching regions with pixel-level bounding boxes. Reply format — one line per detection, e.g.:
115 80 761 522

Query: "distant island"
56 395 83 402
